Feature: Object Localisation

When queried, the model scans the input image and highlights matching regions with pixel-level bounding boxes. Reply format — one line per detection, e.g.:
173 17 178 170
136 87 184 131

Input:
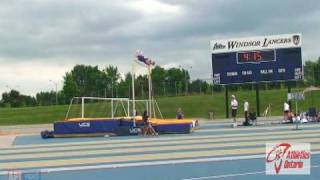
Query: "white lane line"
2 137 320 161
182 171 265 180
8 127 320 150
2 130 320 155
0 151 319 176
0 154 264 175
182 165 320 180
198 123 320 133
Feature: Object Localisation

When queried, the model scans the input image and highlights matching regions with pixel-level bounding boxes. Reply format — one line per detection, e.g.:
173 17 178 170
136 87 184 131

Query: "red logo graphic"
266 143 291 174
266 143 310 175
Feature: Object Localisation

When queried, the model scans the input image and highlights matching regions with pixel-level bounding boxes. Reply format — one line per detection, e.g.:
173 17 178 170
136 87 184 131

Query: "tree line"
1 57 320 108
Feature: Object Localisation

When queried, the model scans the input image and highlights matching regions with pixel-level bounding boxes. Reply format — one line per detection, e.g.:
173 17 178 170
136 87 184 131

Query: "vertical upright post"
295 100 299 130
184 70 188 95
175 81 177 96
127 99 130 118
163 81 165 96
148 65 152 118
111 78 114 98
49 80 58 105
132 60 136 127
55 84 58 105
81 97 84 119
287 82 292 111
255 83 260 117
146 100 149 114
225 85 229 118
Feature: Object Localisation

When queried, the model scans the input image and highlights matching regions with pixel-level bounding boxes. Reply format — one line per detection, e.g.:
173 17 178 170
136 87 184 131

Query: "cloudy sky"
0 0 319 96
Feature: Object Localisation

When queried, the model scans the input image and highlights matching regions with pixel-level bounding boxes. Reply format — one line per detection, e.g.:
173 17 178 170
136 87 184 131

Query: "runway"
0 120 319 180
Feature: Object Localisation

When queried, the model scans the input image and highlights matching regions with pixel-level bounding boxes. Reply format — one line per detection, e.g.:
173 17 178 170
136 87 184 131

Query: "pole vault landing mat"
49 117 198 137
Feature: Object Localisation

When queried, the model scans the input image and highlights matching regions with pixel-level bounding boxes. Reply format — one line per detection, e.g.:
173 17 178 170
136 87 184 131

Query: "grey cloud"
0 0 319 90
0 0 142 60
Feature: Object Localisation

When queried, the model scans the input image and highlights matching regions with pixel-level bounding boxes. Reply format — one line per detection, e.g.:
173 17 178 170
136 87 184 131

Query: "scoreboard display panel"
210 34 303 85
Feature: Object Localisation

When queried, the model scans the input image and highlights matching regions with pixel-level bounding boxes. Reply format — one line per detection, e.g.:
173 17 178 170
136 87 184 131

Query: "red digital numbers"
242 53 250 61
253 52 262 61
240 51 263 62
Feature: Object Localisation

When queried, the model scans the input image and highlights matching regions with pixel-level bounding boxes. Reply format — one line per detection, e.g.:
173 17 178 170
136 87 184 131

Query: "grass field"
0 89 319 125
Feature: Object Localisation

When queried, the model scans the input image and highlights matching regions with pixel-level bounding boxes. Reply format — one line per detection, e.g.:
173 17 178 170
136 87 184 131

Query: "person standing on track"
244 100 249 125
231 95 238 127
283 102 290 122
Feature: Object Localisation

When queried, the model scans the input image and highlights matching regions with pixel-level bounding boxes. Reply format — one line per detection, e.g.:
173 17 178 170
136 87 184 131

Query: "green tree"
62 72 79 102
304 57 320 86
118 73 132 98
135 75 148 98
151 66 166 96
36 91 65 105
104 65 121 97
164 67 190 95
65 65 106 97
0 90 37 107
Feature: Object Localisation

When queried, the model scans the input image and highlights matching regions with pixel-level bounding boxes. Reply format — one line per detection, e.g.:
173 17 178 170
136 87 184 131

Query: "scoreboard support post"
255 83 260 117
287 82 292 111
225 85 229 118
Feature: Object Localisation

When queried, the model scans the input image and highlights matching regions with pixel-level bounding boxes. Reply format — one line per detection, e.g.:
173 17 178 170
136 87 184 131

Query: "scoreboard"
211 34 303 85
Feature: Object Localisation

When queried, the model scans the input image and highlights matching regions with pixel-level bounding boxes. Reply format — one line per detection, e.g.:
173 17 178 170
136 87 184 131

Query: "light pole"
211 73 214 95
49 80 58 105
175 81 177 96
109 76 114 98
187 66 192 95
179 65 192 95
5 85 20 91
5 85 11 91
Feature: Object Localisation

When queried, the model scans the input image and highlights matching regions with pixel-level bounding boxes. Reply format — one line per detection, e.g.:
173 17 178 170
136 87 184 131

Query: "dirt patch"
0 135 16 148
0 132 17 136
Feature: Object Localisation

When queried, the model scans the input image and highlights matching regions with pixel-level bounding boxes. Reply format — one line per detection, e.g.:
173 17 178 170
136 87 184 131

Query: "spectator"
244 100 249 125
231 95 238 127
287 111 294 123
283 102 290 122
300 112 308 123
176 107 184 119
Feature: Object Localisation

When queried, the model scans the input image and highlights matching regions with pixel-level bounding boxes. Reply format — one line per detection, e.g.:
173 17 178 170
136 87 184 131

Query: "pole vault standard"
147 65 153 119
132 59 136 127
132 51 156 126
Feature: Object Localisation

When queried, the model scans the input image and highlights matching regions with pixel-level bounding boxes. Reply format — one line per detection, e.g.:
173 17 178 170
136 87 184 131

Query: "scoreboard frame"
210 33 303 85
